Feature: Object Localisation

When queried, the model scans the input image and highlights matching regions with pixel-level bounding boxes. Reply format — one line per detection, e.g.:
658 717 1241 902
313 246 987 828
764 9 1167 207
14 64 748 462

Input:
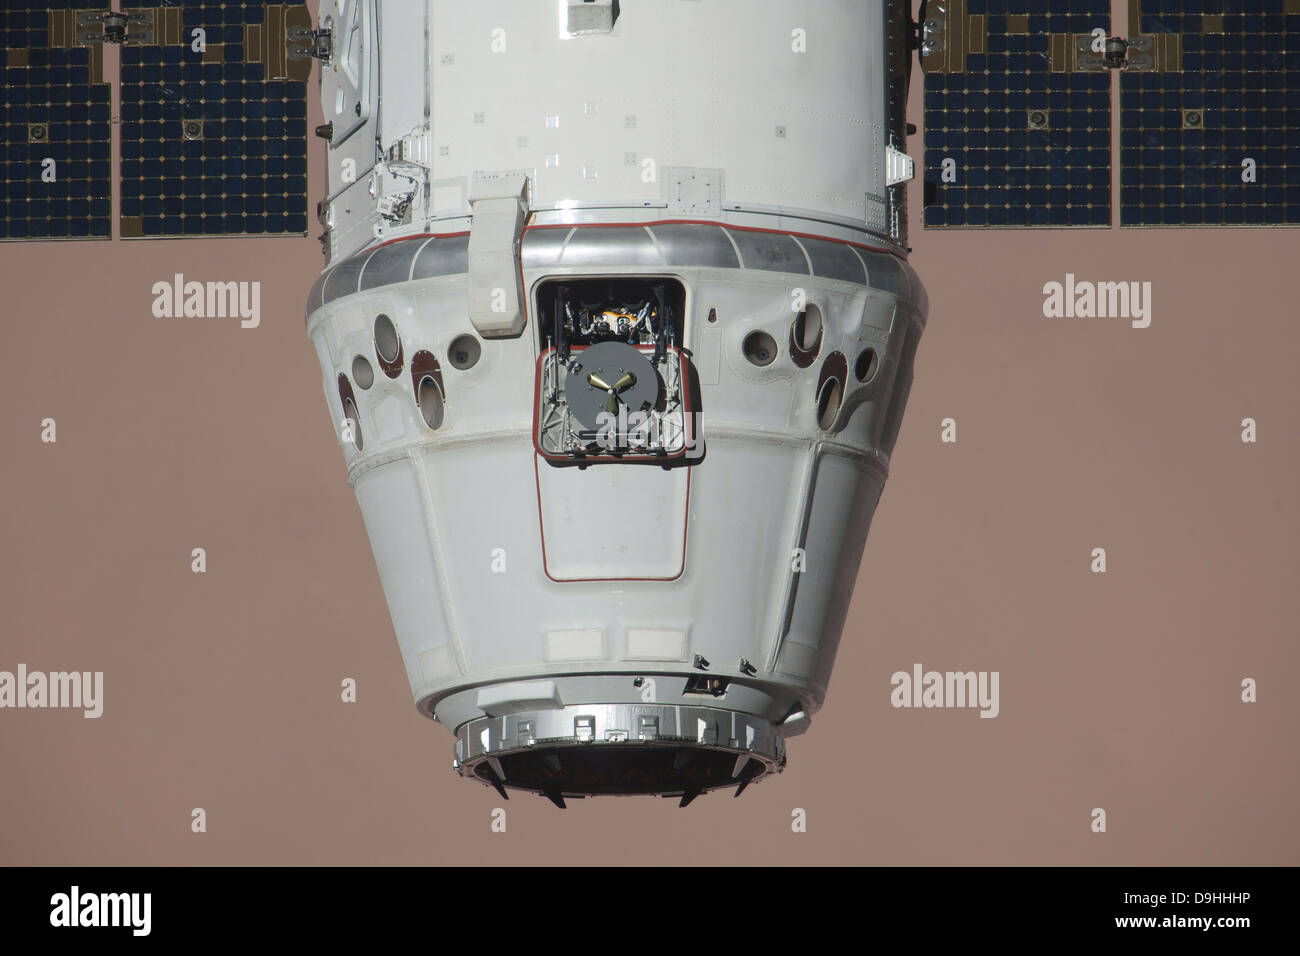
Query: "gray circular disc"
564 341 659 433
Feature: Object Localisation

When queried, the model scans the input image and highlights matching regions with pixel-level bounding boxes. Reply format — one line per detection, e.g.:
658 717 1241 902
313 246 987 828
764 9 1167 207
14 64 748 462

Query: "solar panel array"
4 2 1295 238
0 0 310 242
120 0 310 238
0 1 112 240
1120 0 1300 227
922 0 1113 228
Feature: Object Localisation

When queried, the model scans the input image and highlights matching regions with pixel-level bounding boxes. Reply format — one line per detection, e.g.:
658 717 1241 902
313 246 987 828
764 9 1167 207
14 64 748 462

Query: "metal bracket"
565 0 618 36
77 10 153 45
384 128 433 177
1077 34 1155 72
885 145 915 187
1124 36 1156 71
376 189 415 225
662 167 723 218
289 26 333 62
374 128 432 226
467 174 530 338
920 12 945 58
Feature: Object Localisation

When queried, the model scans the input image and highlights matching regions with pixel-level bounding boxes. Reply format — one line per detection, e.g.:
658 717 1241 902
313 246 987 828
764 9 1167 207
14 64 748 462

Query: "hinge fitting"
290 27 333 62
78 11 152 45
1078 35 1155 72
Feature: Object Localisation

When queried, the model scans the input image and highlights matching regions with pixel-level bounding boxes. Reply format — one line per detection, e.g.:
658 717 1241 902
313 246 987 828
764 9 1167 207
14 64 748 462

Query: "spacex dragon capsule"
304 0 927 806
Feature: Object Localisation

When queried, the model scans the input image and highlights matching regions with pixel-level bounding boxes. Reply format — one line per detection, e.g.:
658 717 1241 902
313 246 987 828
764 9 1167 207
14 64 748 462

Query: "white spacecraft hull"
306 0 926 804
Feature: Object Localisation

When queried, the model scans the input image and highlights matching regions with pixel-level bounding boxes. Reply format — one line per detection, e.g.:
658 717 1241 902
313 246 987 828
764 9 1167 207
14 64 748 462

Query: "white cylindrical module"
306 0 926 805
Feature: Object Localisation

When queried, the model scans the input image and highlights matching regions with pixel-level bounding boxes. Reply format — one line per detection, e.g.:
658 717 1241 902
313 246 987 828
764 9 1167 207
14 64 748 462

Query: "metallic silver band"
305 221 920 318
454 702 787 802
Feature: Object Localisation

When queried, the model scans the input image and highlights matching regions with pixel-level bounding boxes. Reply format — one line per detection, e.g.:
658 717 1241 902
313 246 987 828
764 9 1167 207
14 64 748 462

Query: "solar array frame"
118 0 310 239
1120 0 1300 227
0 1 112 241
922 0 1113 229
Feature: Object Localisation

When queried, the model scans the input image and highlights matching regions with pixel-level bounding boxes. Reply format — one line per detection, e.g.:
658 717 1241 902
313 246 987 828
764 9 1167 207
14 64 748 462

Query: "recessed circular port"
417 375 445 430
447 334 481 371
742 330 778 367
816 377 842 431
342 396 363 450
854 347 878 383
351 355 374 389
374 313 401 364
793 304 822 353
790 304 824 369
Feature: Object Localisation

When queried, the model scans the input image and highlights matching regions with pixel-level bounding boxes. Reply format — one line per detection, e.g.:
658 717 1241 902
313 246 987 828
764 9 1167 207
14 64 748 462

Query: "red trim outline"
532 344 694 584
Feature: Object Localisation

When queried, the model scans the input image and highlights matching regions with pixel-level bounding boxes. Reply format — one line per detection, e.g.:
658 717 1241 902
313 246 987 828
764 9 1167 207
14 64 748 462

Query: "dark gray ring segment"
305 223 918 318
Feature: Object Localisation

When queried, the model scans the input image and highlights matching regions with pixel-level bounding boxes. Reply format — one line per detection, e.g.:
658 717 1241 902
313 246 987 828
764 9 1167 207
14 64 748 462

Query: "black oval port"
417 375 444 430
374 313 403 377
854 347 878 384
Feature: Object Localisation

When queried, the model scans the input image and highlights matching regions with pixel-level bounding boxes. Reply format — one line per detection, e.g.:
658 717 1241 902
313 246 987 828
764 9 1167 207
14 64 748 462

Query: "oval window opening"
417 375 445 430
743 330 778 367
448 334 481 371
352 355 375 389
374 313 401 364
343 396 364 450
854 347 878 383
816 377 842 431
793 304 823 353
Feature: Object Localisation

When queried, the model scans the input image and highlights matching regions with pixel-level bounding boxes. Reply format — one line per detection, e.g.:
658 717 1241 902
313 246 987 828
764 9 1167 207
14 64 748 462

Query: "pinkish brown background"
1 1 1296 865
